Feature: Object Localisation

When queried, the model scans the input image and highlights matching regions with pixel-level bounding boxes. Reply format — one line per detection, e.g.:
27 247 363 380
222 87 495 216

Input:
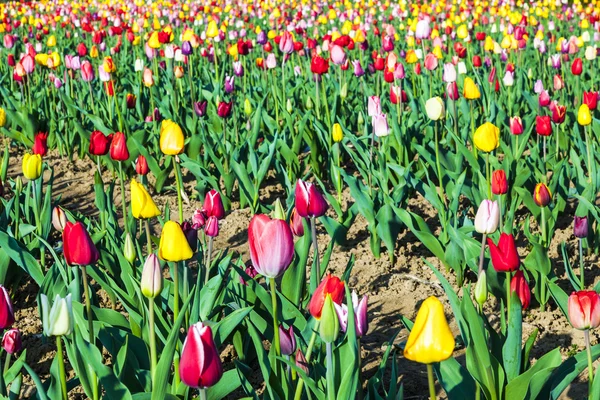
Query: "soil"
4 145 598 399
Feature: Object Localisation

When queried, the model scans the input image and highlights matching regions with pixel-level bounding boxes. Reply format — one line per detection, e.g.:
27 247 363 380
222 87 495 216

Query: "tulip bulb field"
4 0 600 399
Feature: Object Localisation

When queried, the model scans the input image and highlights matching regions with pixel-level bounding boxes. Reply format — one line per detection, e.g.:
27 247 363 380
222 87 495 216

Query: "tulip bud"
574 216 589 239
319 295 340 343
22 153 42 180
474 271 488 306
41 294 73 337
279 325 296 356
295 179 328 218
286 99 293 113
474 200 499 234
158 221 193 262
141 254 162 298
578 104 592 126
135 155 149 176
511 270 531 309
204 216 219 237
296 348 310 374
244 98 252 116
0 286 14 330
509 116 523 135
271 199 286 221
131 180 161 219
52 206 68 232
289 208 304 237
332 123 343 143
487 233 520 272
124 233 136 263
62 222 100 266
473 122 500 152
2 329 21 354
340 82 348 99
203 190 225 220
491 170 508 195
305 96 313 110
533 183 551 207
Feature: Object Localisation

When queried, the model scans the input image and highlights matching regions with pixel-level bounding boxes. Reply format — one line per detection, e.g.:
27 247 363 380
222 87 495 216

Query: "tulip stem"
580 238 585 289
293 321 320 400
314 75 321 120
118 162 129 235
149 298 157 385
204 236 214 285
426 364 436 400
434 121 446 206
326 342 335 400
585 125 593 184
310 217 321 284
81 265 99 400
270 278 281 358
486 153 491 200
506 272 511 323
541 207 547 248
145 220 152 254
585 329 594 394
57 336 68 400
3 351 10 374
199 388 207 400
478 234 487 275
174 159 184 224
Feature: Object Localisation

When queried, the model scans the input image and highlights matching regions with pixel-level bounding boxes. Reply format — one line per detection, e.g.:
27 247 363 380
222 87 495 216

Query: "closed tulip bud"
442 63 457 83
474 200 499 234
295 179 328 218
0 108 5 127
404 296 455 364
510 116 523 135
502 71 514 87
425 97 445 120
305 96 313 110
487 233 520 272
296 348 309 374
203 190 225 220
123 233 136 263
446 82 459 100
126 93 136 109
110 132 129 161
22 153 42 180
578 104 592 126
141 254 162 298
160 119 185 155
571 57 583 75
52 206 68 232
372 114 389 137
89 131 113 156
536 116 552 136
194 101 208 117
279 325 296 356
367 96 381 117
332 123 343 143
244 98 252 116
583 92 598 111
533 183 552 207
492 170 508 195
131 180 161 219
135 155 149 176
0 286 14 329
174 66 184 79
41 294 73 337
574 216 589 239
248 214 294 278
463 77 481 99
511 270 531 309
538 90 551 107
473 122 500 152
158 221 193 262
271 198 286 221
474 271 488 306
340 82 348 99
217 101 233 118
63 221 99 266
15 177 22 194
180 323 223 388
568 291 600 330
32 132 48 157
319 295 340 343
289 208 304 237
2 329 21 354
142 68 154 87
309 274 345 319
204 216 219 237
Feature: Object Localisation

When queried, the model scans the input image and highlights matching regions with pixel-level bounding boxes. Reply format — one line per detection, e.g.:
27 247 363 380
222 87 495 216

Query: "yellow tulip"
35 53 49 66
463 77 481 100
332 123 343 143
158 221 193 262
405 49 418 64
206 20 219 39
131 180 161 219
47 35 56 47
473 122 500 153
578 104 592 126
22 153 42 180
403 296 455 364
159 119 185 155
0 108 6 127
456 24 468 39
148 31 161 49
182 29 195 42
90 45 99 58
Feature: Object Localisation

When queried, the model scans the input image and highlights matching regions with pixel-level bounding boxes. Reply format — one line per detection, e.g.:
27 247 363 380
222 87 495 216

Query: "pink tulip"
248 214 294 278
279 32 294 54
0 286 14 330
203 190 225 220
367 96 381 117
180 323 223 389
442 63 456 83
334 291 369 337
21 55 35 74
81 61 94 82
372 114 389 137
569 291 600 330
424 53 438 71
266 53 277 69
295 179 328 218
330 45 346 65
510 271 531 309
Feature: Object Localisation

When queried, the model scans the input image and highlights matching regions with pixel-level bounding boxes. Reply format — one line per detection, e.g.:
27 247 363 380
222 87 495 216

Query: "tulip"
41 294 73 336
194 101 208 117
89 131 113 156
180 323 223 389
442 63 457 83
124 233 136 264
0 286 14 329
446 82 459 101
334 291 369 337
52 206 67 232
248 214 294 278
309 274 345 319
533 183 551 207
352 60 364 77
492 170 508 195
473 122 499 152
550 102 566 124
474 271 488 306
126 94 136 109
203 190 225 220
367 96 381 117
204 216 219 238
415 19 431 39
141 254 162 298
158 221 193 262
578 104 592 126
330 45 346 65
217 101 233 118
538 90 551 107
502 71 514 87
332 123 343 143
553 74 564 91
474 200 499 234
319 295 340 343
131 180 161 219
2 329 21 354
463 77 481 99
63 221 99 266
136 155 149 176
424 53 438 71
160 119 185 155
425 97 445 120
110 132 129 161
279 32 294 54
572 57 583 75
404 296 455 364
22 153 42 180
373 114 389 137
583 92 598 110
509 116 523 135
569 291 600 330
511 271 531 309
535 116 552 136
81 61 94 81
574 216 589 239
279 325 296 356
295 179 328 218
487 233 520 272
142 68 154 87
32 132 48 157
0 108 5 127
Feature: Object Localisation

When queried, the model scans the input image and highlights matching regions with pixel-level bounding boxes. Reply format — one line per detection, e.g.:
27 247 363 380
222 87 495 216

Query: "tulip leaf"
277 356 325 400
505 347 562 400
546 279 569 320
281 229 311 308
206 369 242 400
397 209 447 269
0 231 44 286
502 292 523 382
213 306 253 348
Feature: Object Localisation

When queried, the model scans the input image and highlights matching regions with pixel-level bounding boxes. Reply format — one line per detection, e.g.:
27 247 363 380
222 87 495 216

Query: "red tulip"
126 93 136 109
390 86 408 104
217 101 232 118
510 271 531 309
472 55 482 68
550 102 566 124
203 189 225 220
289 207 304 237
295 179 328 218
310 55 329 75
538 90 551 107
309 274 345 319
0 286 14 330
32 132 48 157
533 183 551 207
571 57 583 75
89 131 113 156
110 132 129 161
374 56 385 71
135 155 149 175
535 115 552 136
180 323 223 389
77 42 88 57
2 328 21 354
568 291 600 330
491 170 508 195
583 91 598 110
487 233 520 272
446 82 459 100
62 221 99 266
248 214 294 278
509 116 523 135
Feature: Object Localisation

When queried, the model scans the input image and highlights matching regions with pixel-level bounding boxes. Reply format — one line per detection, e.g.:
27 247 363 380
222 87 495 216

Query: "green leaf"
502 292 523 382
505 348 561 400
0 232 44 285
207 369 243 400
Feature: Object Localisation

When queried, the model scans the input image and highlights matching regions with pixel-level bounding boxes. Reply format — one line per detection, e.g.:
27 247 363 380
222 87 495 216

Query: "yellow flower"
90 45 99 58
47 35 56 47
405 49 418 64
456 24 468 39
473 122 500 152
332 123 343 143
403 296 455 364
148 31 161 49
0 108 6 127
463 77 481 100
578 104 592 126
22 153 42 180
35 53 49 66
159 119 185 155
206 20 219 39
130 180 161 219
158 221 193 262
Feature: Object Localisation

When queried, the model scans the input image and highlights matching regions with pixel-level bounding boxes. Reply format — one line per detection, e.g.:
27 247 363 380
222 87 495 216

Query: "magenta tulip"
0 286 14 329
248 214 294 278
294 179 328 218
203 189 225 220
180 323 223 389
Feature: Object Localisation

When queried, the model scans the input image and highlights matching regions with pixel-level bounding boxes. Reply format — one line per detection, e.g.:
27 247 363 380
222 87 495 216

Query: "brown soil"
5 146 598 399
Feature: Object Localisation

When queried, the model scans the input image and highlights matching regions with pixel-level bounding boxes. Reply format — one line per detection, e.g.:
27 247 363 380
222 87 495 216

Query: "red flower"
135 155 149 175
62 221 99 266
550 102 566 124
89 131 113 156
491 170 508 195
583 91 598 110
110 132 129 161
487 233 520 272
32 132 48 157
374 57 385 71
533 183 551 207
535 115 552 136
309 274 345 319
179 323 223 389
203 190 225 220
295 179 328 218
310 55 329 75
0 286 15 330
571 57 583 76
510 271 531 309
569 291 600 330
217 101 232 118
472 55 482 68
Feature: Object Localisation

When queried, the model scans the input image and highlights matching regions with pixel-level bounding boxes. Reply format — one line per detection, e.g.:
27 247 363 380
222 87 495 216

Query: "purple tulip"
279 325 296 356
194 101 208 117
574 216 589 239
181 41 192 56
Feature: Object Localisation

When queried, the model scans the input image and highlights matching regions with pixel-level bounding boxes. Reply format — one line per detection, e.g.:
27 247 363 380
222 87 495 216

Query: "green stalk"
585 125 593 184
434 121 446 206
426 364 436 400
310 217 321 283
81 265 99 400
541 207 547 248
326 342 335 400
204 236 214 285
478 234 487 275
580 238 585 289
293 321 321 400
3 351 10 374
118 162 129 235
270 278 281 360
57 336 68 400
585 329 594 394
149 298 157 384
200 388 207 400
144 219 152 254
174 158 184 224
506 271 511 323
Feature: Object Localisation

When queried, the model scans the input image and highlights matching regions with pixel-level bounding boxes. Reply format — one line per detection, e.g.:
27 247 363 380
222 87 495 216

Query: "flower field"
1 0 600 399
